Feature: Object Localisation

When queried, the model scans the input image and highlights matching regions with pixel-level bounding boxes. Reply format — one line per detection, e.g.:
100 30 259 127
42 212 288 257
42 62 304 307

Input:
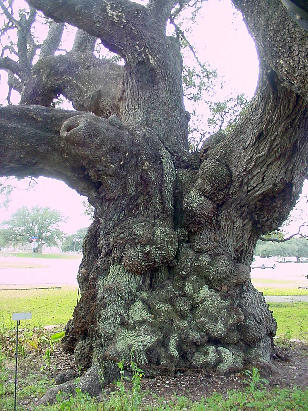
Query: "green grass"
259 287 308 296
0 289 307 411
252 278 301 285
2 252 81 259
0 287 78 329
0 288 307 341
269 302 308 342
26 386 308 410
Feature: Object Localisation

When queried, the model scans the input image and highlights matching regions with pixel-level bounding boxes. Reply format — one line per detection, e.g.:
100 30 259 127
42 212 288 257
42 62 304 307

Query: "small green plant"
110 359 144 410
41 330 65 370
0 343 6 396
244 367 269 392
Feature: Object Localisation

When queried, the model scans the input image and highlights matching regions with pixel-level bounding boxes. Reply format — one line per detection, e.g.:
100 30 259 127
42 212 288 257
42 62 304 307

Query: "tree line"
255 237 308 259
0 206 87 252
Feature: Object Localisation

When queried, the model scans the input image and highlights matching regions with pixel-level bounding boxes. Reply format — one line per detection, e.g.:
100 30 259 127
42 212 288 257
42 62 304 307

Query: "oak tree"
0 0 307 394
1 205 64 251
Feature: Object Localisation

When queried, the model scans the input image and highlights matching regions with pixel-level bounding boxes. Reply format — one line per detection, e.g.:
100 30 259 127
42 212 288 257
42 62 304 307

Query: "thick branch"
39 21 65 59
199 67 308 236
232 0 308 99
26 0 156 58
21 52 123 117
0 105 141 206
0 56 21 75
0 105 79 178
72 29 96 53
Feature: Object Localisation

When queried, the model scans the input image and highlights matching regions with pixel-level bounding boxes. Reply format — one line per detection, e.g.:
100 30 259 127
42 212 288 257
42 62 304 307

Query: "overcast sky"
1 0 304 235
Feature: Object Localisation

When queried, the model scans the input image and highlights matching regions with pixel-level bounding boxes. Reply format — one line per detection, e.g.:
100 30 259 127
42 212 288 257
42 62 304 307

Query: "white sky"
0 177 92 233
0 0 305 234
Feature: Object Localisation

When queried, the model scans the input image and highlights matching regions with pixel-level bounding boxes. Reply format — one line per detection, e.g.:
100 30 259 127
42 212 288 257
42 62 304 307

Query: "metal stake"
14 320 20 411
12 312 31 411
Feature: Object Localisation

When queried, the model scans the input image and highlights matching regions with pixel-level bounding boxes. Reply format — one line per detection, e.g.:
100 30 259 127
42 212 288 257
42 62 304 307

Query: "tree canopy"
1 206 65 251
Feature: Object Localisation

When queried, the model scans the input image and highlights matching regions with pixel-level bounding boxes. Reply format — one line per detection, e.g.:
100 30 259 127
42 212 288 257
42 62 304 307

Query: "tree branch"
0 56 21 75
198 66 308 236
39 21 65 59
169 16 203 68
26 0 156 58
7 71 22 93
21 52 123 117
0 105 139 205
260 224 307 242
72 29 96 54
232 0 308 99
0 0 19 27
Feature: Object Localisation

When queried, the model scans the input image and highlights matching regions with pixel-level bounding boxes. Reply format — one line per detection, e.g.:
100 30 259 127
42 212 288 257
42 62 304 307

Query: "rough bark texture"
0 0 307 390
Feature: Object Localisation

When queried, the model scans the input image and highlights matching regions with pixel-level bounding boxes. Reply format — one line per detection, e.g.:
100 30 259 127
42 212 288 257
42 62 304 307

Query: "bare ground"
8 338 306 410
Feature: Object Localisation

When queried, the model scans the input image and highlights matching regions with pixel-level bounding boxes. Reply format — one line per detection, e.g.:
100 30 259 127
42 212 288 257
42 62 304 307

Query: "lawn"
0 287 307 410
0 287 78 329
2 252 81 259
269 302 308 342
259 287 308 296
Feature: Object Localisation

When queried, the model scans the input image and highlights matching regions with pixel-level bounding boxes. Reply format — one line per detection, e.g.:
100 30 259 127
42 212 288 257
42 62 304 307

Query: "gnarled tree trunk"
0 0 307 389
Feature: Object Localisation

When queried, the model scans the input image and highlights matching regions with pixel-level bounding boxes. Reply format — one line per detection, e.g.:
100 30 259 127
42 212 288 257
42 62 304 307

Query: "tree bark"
0 0 307 388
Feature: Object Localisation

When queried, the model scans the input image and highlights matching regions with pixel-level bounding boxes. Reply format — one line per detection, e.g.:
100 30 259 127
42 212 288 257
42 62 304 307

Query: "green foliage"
0 343 6 397
203 387 308 411
255 237 308 257
243 367 269 392
61 228 87 252
181 47 249 150
0 229 10 248
50 331 65 343
1 206 66 251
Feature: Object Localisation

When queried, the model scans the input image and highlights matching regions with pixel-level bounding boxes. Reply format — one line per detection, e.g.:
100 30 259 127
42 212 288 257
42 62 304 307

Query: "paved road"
0 256 308 304
0 255 81 288
265 296 308 303
251 262 308 288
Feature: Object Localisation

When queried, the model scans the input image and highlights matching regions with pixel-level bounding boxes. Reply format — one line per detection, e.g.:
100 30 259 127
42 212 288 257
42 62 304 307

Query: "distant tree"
255 237 308 258
1 206 65 252
0 228 10 248
62 227 87 252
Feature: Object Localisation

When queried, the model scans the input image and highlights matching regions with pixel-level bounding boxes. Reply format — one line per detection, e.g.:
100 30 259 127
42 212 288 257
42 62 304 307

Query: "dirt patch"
126 342 308 405
9 338 307 410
